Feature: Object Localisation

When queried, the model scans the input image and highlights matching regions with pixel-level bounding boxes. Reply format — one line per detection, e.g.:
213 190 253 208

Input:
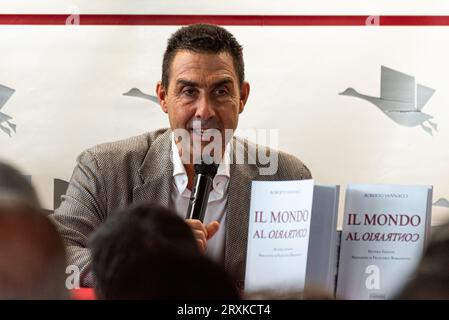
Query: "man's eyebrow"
175 78 234 88
175 79 198 87
212 79 233 88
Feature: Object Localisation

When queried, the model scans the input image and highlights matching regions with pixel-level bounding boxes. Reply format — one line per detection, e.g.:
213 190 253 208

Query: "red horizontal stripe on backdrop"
0 14 449 26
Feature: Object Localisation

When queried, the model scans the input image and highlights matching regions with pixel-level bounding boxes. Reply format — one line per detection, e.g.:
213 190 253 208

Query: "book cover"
244 179 314 295
336 184 432 300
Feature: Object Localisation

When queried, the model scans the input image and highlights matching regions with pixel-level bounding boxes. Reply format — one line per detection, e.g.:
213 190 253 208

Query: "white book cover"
305 185 340 296
244 179 314 295
336 184 432 300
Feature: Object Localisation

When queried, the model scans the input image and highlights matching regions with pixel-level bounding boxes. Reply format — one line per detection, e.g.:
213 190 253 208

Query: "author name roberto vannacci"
364 193 409 199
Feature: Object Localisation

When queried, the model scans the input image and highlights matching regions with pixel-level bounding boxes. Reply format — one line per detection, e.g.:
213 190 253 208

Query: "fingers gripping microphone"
185 162 218 222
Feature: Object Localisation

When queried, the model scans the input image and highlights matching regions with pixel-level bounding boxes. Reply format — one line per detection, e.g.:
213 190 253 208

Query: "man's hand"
185 219 220 253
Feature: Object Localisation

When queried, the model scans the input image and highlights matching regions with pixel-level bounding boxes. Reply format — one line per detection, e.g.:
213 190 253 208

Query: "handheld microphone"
185 162 218 222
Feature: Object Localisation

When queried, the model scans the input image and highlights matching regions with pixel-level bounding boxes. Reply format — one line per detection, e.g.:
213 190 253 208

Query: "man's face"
157 50 250 163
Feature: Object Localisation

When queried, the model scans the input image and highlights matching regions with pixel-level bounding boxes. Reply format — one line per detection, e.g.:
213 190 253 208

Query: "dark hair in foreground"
396 222 449 299
0 207 68 299
89 203 239 299
162 23 244 89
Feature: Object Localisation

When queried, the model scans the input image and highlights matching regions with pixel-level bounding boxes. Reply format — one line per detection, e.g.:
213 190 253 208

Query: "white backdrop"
1 1 448 227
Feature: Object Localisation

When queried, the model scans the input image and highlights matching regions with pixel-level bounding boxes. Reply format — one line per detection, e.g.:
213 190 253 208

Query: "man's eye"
214 88 228 96
182 88 196 96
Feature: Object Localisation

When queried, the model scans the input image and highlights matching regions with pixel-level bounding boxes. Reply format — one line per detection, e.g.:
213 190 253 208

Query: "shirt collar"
171 134 230 197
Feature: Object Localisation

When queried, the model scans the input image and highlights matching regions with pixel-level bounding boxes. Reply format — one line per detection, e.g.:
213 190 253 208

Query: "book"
305 185 340 296
244 179 314 295
336 184 432 300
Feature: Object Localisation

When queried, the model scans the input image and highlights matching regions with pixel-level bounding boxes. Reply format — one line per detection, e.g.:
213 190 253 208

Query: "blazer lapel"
133 129 173 208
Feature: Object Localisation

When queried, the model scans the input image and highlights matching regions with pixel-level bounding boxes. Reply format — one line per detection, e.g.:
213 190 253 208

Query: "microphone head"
194 162 218 178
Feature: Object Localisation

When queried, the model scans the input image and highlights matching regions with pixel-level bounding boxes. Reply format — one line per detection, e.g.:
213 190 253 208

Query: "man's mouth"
190 128 218 142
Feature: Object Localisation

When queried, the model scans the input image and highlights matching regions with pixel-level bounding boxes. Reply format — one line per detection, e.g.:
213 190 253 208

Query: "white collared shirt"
169 135 230 263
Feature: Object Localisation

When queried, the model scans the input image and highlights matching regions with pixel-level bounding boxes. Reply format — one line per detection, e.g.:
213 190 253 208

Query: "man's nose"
194 95 216 120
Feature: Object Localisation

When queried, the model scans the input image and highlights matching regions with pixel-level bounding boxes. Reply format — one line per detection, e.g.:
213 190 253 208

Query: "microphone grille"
194 163 219 177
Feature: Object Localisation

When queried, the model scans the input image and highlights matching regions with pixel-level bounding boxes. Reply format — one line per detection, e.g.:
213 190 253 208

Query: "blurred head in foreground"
0 207 68 299
89 203 239 299
396 222 449 299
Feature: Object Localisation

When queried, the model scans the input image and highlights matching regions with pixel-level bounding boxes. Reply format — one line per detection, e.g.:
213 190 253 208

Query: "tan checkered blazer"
50 128 311 288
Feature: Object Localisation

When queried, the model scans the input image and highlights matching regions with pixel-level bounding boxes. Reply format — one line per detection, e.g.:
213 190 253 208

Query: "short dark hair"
89 203 239 299
162 24 244 89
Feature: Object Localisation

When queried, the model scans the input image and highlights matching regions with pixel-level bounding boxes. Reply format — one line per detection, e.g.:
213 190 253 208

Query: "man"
50 24 311 289
90 203 239 299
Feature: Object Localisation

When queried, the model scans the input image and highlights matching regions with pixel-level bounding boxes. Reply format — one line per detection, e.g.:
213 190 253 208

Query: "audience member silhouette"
89 203 240 299
0 207 68 299
396 222 449 299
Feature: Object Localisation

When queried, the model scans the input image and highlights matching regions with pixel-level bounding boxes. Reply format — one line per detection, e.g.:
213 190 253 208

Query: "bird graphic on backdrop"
0 84 17 137
340 66 437 135
123 88 159 104
433 198 449 208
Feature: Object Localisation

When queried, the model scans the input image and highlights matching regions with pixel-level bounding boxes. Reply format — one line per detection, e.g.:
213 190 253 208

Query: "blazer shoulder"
78 128 169 169
276 149 312 180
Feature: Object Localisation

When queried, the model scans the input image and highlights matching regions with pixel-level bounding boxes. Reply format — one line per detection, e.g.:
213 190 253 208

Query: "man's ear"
156 81 168 113
239 81 250 113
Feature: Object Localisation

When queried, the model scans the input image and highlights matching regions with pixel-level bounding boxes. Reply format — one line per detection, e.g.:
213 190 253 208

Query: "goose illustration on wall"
433 198 449 208
123 88 159 104
339 66 437 135
0 84 17 137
